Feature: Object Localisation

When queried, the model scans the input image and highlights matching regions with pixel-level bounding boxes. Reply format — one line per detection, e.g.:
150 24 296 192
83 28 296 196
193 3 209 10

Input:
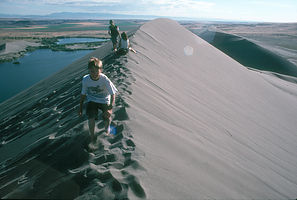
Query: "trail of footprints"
75 53 146 199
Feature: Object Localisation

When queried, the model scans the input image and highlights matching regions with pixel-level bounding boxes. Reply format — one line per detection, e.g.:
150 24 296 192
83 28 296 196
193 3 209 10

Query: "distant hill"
0 12 221 21
0 12 160 20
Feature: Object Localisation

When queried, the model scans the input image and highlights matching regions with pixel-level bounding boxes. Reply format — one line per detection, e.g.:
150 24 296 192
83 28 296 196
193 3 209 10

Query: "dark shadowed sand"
186 22 297 69
1 18 297 199
198 30 297 78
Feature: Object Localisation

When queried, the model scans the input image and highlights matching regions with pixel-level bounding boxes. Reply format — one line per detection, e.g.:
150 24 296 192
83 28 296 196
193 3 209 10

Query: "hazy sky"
0 0 296 22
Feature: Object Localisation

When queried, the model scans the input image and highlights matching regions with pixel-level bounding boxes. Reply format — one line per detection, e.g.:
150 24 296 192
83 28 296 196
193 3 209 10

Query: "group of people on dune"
108 20 136 54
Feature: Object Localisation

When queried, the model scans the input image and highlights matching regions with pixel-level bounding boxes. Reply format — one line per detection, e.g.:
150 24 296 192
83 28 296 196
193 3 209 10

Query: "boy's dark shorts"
86 101 109 120
117 48 128 55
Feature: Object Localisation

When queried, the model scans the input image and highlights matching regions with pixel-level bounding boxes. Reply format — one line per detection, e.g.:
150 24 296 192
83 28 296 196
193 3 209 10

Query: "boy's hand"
79 95 86 117
78 108 83 116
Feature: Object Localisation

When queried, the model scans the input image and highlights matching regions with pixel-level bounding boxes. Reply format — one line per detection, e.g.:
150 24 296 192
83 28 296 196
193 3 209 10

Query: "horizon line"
0 12 296 24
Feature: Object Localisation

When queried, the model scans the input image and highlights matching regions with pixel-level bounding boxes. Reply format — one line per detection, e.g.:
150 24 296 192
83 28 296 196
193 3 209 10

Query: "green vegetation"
40 37 107 51
41 37 58 45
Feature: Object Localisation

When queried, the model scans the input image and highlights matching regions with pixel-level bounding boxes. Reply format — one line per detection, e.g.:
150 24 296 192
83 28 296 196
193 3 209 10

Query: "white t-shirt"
120 39 129 49
81 73 118 104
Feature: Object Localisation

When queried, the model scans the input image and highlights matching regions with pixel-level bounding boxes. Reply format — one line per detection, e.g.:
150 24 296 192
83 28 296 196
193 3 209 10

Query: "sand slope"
1 18 297 199
124 18 297 199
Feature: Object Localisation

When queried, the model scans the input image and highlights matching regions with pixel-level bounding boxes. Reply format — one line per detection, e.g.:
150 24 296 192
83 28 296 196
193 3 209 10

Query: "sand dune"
199 30 297 77
125 18 297 199
1 18 297 199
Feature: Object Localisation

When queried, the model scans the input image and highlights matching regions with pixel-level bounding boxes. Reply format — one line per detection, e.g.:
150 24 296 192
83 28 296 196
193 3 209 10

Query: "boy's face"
89 67 101 80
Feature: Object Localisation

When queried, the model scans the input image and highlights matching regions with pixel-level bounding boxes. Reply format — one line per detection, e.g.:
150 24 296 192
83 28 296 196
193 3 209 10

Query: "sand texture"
1 18 297 199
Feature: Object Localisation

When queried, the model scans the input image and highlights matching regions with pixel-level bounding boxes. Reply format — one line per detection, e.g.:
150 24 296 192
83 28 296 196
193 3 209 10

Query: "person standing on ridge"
108 20 120 51
79 57 118 143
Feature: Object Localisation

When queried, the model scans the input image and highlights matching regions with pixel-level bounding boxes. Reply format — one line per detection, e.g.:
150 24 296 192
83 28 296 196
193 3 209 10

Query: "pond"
57 38 107 45
0 49 93 103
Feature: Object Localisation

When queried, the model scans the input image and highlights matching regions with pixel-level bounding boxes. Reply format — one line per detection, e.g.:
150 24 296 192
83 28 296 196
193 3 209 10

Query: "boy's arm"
117 27 121 38
108 94 116 110
118 39 121 49
79 94 86 116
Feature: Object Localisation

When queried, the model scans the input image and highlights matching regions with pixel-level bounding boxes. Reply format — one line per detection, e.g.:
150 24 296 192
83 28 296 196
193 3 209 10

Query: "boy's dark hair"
121 32 128 40
88 57 102 69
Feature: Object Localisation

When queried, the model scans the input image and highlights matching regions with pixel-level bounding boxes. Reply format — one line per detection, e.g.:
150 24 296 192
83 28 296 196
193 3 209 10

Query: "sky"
0 0 296 22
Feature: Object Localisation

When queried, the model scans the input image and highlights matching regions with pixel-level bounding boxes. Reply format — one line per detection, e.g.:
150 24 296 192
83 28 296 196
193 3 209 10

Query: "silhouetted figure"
108 20 120 51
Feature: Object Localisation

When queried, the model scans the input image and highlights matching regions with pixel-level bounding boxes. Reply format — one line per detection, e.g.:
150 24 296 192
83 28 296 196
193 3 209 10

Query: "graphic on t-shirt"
81 73 118 104
87 86 106 99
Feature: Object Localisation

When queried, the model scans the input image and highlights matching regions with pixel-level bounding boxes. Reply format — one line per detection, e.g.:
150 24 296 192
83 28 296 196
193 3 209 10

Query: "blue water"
0 49 93 103
57 38 107 45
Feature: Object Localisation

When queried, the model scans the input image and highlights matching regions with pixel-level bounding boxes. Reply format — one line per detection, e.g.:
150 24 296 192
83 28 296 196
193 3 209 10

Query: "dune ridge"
0 18 297 199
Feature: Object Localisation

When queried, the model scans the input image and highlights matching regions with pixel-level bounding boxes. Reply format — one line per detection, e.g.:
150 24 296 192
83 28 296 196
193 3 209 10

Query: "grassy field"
0 19 144 35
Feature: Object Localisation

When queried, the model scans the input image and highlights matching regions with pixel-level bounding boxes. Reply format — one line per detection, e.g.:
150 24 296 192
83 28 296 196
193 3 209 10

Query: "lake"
57 38 107 45
0 49 93 103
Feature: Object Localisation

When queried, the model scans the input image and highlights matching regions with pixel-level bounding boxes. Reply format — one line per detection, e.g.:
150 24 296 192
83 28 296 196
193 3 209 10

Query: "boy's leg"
112 37 117 51
86 102 99 143
88 118 96 143
102 109 112 134
104 115 111 134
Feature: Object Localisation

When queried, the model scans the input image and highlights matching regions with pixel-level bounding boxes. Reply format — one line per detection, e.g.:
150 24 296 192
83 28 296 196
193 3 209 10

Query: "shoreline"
0 19 144 63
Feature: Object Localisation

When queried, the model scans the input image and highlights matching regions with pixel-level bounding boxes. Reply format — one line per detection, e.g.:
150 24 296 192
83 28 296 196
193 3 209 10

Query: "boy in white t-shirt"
79 57 118 143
